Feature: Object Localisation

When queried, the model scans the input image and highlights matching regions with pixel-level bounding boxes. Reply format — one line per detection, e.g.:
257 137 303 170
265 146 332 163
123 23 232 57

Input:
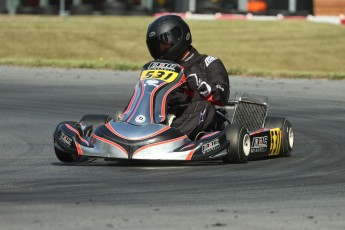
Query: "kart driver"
146 14 230 140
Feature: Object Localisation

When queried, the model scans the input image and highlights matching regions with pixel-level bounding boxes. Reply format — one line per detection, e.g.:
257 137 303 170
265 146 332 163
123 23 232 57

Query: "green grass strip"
1 15 344 79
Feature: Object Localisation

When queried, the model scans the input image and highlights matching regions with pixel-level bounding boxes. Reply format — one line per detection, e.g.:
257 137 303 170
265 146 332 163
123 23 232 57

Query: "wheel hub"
243 134 251 157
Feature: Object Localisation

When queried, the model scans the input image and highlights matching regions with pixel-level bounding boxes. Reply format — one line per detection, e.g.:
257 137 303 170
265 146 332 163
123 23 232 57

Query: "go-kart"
53 60 294 164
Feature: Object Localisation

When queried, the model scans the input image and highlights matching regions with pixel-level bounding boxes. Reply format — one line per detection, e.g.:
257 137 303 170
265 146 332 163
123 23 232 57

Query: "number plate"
140 70 179 83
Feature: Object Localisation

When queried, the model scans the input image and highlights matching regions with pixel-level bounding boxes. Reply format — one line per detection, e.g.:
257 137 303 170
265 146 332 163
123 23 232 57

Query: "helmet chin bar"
160 42 172 52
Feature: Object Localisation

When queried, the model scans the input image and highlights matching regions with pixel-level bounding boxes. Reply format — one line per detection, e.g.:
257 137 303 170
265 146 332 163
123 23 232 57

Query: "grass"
1 15 345 79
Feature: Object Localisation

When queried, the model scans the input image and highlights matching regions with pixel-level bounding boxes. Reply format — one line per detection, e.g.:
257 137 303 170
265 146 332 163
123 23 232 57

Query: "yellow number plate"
140 70 179 83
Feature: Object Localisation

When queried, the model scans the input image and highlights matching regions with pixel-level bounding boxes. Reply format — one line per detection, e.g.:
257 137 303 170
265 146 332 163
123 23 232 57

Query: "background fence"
3 0 341 16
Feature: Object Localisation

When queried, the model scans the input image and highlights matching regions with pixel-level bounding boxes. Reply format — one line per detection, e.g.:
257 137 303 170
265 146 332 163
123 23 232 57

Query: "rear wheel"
264 117 294 157
223 124 251 163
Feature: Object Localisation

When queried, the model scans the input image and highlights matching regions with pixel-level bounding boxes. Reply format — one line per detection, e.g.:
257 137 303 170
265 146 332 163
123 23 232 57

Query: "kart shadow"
51 156 280 167
51 158 228 167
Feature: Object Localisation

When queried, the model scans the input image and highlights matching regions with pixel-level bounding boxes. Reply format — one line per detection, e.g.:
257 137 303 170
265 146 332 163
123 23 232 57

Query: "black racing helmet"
146 15 192 62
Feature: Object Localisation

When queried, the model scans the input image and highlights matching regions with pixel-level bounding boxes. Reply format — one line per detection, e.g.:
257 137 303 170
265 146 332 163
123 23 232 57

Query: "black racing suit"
167 46 230 139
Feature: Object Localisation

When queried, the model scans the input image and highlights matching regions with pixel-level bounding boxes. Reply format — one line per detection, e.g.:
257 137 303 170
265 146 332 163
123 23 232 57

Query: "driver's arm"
204 57 230 106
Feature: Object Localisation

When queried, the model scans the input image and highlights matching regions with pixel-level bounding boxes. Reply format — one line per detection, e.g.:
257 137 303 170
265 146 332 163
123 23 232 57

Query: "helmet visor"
147 26 182 59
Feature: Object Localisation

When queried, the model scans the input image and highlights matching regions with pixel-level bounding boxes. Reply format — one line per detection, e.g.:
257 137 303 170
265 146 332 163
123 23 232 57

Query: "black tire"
80 114 111 126
223 124 251 164
79 114 111 136
54 146 81 163
264 117 294 157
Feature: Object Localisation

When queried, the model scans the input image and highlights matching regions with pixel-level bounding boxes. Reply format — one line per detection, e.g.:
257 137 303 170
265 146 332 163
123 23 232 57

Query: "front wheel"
79 114 112 136
264 117 294 157
223 124 251 164
54 146 81 163
53 121 82 163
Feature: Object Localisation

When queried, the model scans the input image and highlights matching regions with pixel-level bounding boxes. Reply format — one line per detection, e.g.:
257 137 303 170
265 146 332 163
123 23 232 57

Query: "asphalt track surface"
0 66 344 230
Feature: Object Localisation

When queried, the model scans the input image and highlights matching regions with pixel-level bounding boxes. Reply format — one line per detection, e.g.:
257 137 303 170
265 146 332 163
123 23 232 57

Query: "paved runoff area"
0 66 345 230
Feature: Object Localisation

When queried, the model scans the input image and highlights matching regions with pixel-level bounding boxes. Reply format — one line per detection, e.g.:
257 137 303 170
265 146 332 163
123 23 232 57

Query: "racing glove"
186 73 212 97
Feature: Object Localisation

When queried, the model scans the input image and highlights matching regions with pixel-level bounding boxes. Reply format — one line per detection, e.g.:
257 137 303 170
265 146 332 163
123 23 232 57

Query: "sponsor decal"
202 138 220 154
181 143 196 151
216 84 225 92
184 53 194 62
205 56 217 67
269 128 282 156
186 32 191 41
146 79 159 86
148 62 178 71
149 31 156 38
59 132 72 147
251 136 268 153
135 115 146 123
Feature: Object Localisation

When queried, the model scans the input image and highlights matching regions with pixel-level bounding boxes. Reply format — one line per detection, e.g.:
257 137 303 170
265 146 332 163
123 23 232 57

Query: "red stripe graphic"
181 143 196 151
201 131 220 139
186 149 196 161
105 123 170 141
133 135 188 157
75 143 82 155
65 124 89 146
127 80 145 122
122 83 138 117
92 134 128 157
150 82 167 123
250 128 270 136
160 80 185 122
